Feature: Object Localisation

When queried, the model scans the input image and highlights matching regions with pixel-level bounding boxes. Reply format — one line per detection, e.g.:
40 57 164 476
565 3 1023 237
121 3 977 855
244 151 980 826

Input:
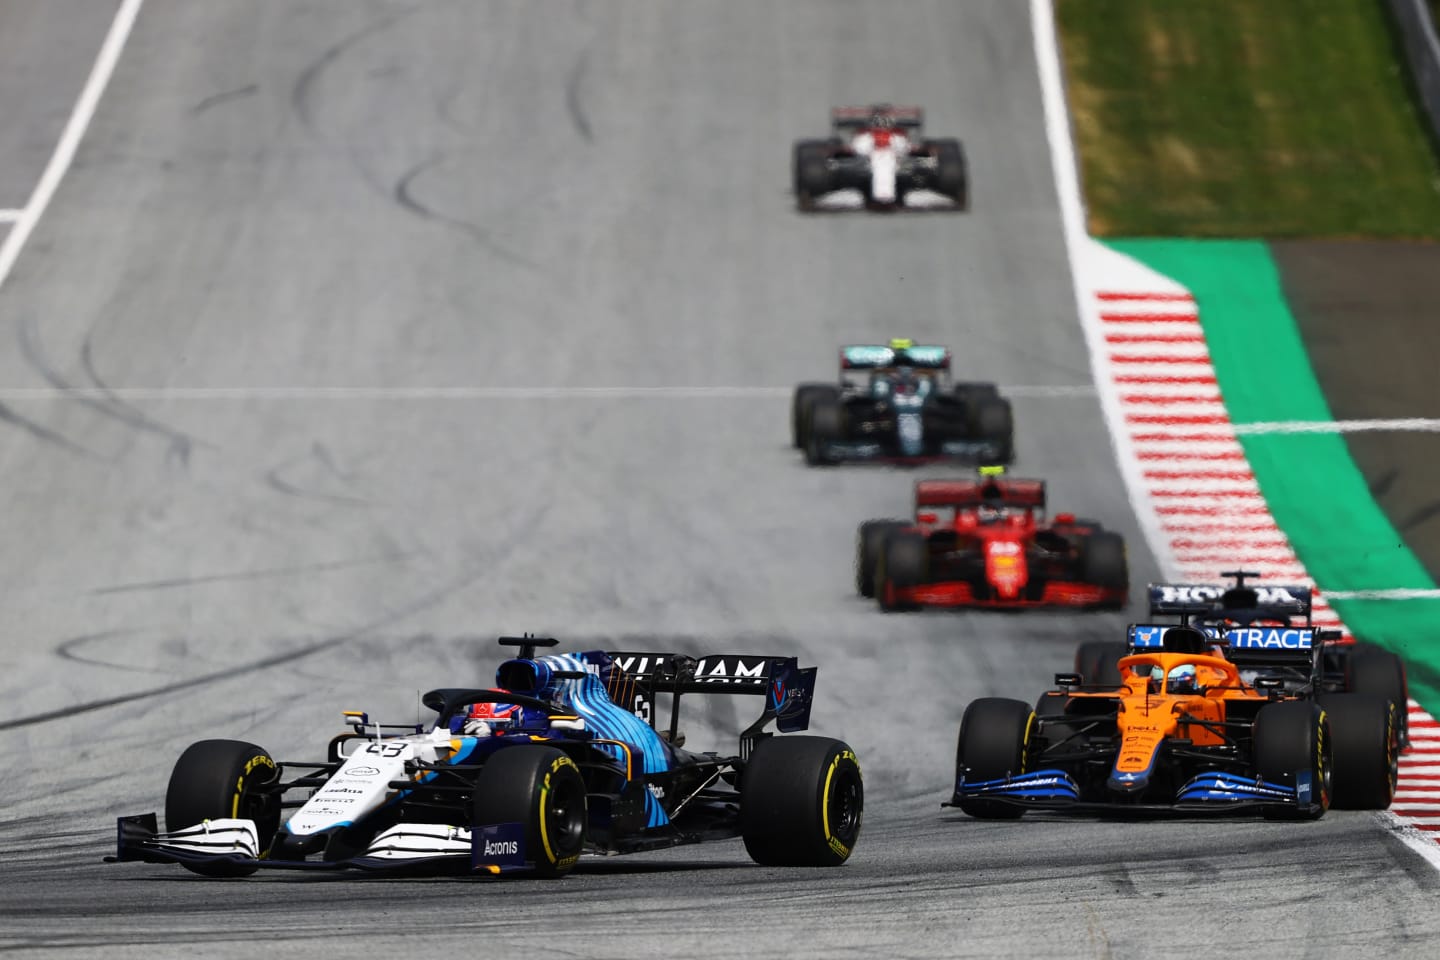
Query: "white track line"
0 384 1096 402
1235 419 1440 434
1323 589 1440 601
0 209 24 224
0 0 145 293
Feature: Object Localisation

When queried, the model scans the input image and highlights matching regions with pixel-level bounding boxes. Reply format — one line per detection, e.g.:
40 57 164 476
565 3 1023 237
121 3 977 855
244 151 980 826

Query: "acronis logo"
1225 628 1313 650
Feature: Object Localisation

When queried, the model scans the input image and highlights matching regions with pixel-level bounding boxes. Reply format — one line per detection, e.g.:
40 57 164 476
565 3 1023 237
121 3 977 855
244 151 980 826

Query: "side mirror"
1054 512 1076 525
916 512 938 524
1317 629 1344 641
1054 672 1082 689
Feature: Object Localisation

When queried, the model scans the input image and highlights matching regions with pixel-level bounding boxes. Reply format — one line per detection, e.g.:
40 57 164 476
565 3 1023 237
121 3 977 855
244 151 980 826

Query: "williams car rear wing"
605 652 817 745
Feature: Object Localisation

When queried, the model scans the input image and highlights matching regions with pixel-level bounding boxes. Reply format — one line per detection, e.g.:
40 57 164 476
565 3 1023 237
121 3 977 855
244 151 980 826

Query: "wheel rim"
826 766 863 846
543 776 585 855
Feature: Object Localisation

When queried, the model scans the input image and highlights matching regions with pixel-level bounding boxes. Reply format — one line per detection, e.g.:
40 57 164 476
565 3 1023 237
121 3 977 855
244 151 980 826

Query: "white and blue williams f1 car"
109 636 862 877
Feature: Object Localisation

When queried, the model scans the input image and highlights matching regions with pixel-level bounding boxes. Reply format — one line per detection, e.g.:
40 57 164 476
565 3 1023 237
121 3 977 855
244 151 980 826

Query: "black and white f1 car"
109 637 863 877
793 104 968 210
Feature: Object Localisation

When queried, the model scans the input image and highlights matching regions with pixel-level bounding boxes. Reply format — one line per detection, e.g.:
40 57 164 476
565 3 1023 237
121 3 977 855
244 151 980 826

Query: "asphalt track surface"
1 3 1438 957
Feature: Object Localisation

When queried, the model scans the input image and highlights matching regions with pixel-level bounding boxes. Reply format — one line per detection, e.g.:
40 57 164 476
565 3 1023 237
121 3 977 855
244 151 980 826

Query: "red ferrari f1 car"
856 469 1129 612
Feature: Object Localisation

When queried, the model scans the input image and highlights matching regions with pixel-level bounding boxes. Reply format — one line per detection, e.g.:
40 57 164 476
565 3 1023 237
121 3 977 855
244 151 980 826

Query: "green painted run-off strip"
1106 238 1440 714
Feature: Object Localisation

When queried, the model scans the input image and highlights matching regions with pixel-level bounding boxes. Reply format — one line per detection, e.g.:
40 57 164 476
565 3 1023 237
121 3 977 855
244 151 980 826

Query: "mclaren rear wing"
604 651 817 740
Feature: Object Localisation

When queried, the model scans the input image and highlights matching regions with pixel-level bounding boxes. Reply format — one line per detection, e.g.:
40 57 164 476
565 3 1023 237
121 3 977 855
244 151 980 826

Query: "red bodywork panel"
885 475 1125 610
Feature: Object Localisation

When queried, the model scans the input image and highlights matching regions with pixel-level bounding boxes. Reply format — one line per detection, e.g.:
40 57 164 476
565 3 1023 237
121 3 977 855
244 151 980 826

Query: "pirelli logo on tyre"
823 749 860 859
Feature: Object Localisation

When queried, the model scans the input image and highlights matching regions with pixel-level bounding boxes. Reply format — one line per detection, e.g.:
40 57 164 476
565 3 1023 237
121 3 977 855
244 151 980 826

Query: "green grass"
1056 0 1440 237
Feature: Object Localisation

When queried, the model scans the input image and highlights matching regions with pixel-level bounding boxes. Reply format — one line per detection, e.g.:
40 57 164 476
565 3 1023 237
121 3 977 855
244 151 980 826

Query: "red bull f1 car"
792 341 1013 466
949 618 1398 818
792 104 968 210
856 469 1128 611
109 637 862 877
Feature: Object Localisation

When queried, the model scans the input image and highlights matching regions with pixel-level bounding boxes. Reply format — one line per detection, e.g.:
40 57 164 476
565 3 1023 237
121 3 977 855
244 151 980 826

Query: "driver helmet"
1167 663 1199 695
869 105 896 129
451 694 523 737
977 501 1005 524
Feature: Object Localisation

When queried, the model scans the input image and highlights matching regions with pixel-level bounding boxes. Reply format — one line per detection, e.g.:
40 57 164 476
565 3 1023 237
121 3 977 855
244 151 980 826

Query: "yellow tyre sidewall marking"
537 756 580 868
231 753 277 819
822 749 861 859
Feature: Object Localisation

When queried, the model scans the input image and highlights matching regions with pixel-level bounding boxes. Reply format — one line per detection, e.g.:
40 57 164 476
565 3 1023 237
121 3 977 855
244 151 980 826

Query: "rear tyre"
953 698 1033 819
1079 532 1128 609
804 398 844 466
1348 645 1409 743
1316 693 1397 810
929 137 968 208
1074 640 1127 688
856 519 906 597
741 736 863 866
1253 700 1331 820
472 746 587 878
165 739 282 877
972 398 1014 464
876 532 928 611
793 140 833 208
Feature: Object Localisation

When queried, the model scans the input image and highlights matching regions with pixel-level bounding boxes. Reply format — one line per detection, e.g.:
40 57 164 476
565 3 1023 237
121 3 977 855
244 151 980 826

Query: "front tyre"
954 698 1034 819
1253 701 1331 820
792 383 838 449
165 739 282 877
856 519 906 597
473 746 587 878
741 736 863 867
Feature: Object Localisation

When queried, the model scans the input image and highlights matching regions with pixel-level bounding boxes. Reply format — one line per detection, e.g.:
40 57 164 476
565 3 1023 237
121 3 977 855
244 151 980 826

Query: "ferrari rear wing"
915 477 1045 509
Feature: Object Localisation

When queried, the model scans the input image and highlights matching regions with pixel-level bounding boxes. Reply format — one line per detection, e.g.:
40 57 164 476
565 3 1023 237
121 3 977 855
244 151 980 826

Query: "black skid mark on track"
1369 468 1398 500
90 552 412 596
1401 498 1440 534
191 83 259 116
394 157 538 271
0 399 99 459
13 318 206 465
56 630 158 674
565 49 594 143
264 441 370 506
291 5 421 134
80 335 208 467
0 496 556 732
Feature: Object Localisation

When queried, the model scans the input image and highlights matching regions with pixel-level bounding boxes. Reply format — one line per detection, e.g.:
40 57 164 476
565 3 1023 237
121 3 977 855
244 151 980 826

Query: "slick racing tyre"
165 739 282 877
793 140 834 208
1079 532 1128 609
876 532 927 611
473 746 587 878
973 398 1013 464
927 137 969 208
1074 640 1127 688
792 383 838 449
804 397 845 466
1253 701 1331 820
856 519 906 598
952 381 999 407
1347 644 1408 743
954 698 1034 819
741 736 862 867
1315 693 1398 810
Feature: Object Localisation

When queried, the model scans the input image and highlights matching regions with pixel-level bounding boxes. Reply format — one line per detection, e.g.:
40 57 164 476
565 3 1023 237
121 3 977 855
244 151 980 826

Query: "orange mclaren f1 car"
948 623 1398 818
